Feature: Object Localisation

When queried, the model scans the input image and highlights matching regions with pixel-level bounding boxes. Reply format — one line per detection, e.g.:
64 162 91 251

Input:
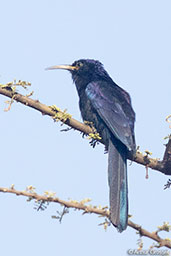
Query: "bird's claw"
87 131 101 148
88 132 101 141
84 121 98 134
83 120 102 147
89 138 99 148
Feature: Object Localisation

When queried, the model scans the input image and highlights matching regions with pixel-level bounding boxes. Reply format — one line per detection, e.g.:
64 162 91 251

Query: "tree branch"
0 186 171 249
0 86 170 174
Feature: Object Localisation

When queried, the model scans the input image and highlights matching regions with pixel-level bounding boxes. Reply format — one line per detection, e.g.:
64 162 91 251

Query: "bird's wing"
85 81 135 151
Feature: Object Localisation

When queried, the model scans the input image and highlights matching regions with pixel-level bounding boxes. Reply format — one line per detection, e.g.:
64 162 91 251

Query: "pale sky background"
0 0 171 255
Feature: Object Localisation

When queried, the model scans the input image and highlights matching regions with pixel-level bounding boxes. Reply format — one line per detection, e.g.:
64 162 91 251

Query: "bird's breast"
79 93 110 146
79 96 95 122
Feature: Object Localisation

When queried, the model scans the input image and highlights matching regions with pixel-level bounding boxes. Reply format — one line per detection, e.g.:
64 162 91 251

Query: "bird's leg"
84 121 101 148
49 105 72 122
80 121 91 139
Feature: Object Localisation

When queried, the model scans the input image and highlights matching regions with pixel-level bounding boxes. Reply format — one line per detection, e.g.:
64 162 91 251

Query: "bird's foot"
83 121 98 134
83 121 101 147
84 120 101 139
84 120 94 127
49 105 72 122
89 138 99 148
88 132 101 141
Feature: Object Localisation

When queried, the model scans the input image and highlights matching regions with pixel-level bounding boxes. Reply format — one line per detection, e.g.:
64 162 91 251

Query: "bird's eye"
76 62 83 68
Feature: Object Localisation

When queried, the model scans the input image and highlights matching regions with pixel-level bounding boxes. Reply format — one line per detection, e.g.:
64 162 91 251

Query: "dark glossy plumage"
48 59 136 232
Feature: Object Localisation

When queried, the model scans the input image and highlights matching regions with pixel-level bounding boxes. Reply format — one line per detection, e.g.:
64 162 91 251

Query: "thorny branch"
0 186 171 249
0 86 170 174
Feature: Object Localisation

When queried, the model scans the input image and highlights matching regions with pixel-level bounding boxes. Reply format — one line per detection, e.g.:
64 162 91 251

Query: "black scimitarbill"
47 59 136 232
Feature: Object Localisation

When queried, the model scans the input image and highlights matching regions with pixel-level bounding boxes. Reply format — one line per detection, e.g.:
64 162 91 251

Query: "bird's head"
46 59 111 91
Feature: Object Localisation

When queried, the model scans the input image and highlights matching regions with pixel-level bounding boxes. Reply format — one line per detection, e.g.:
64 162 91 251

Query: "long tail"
108 139 128 232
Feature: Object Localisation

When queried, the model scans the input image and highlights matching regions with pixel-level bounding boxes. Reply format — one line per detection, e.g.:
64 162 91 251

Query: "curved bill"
45 65 78 71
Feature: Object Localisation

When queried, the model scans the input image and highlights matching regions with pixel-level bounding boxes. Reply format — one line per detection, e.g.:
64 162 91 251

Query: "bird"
47 59 136 232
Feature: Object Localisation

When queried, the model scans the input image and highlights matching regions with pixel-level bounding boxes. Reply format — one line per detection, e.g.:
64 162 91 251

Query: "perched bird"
47 59 136 232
